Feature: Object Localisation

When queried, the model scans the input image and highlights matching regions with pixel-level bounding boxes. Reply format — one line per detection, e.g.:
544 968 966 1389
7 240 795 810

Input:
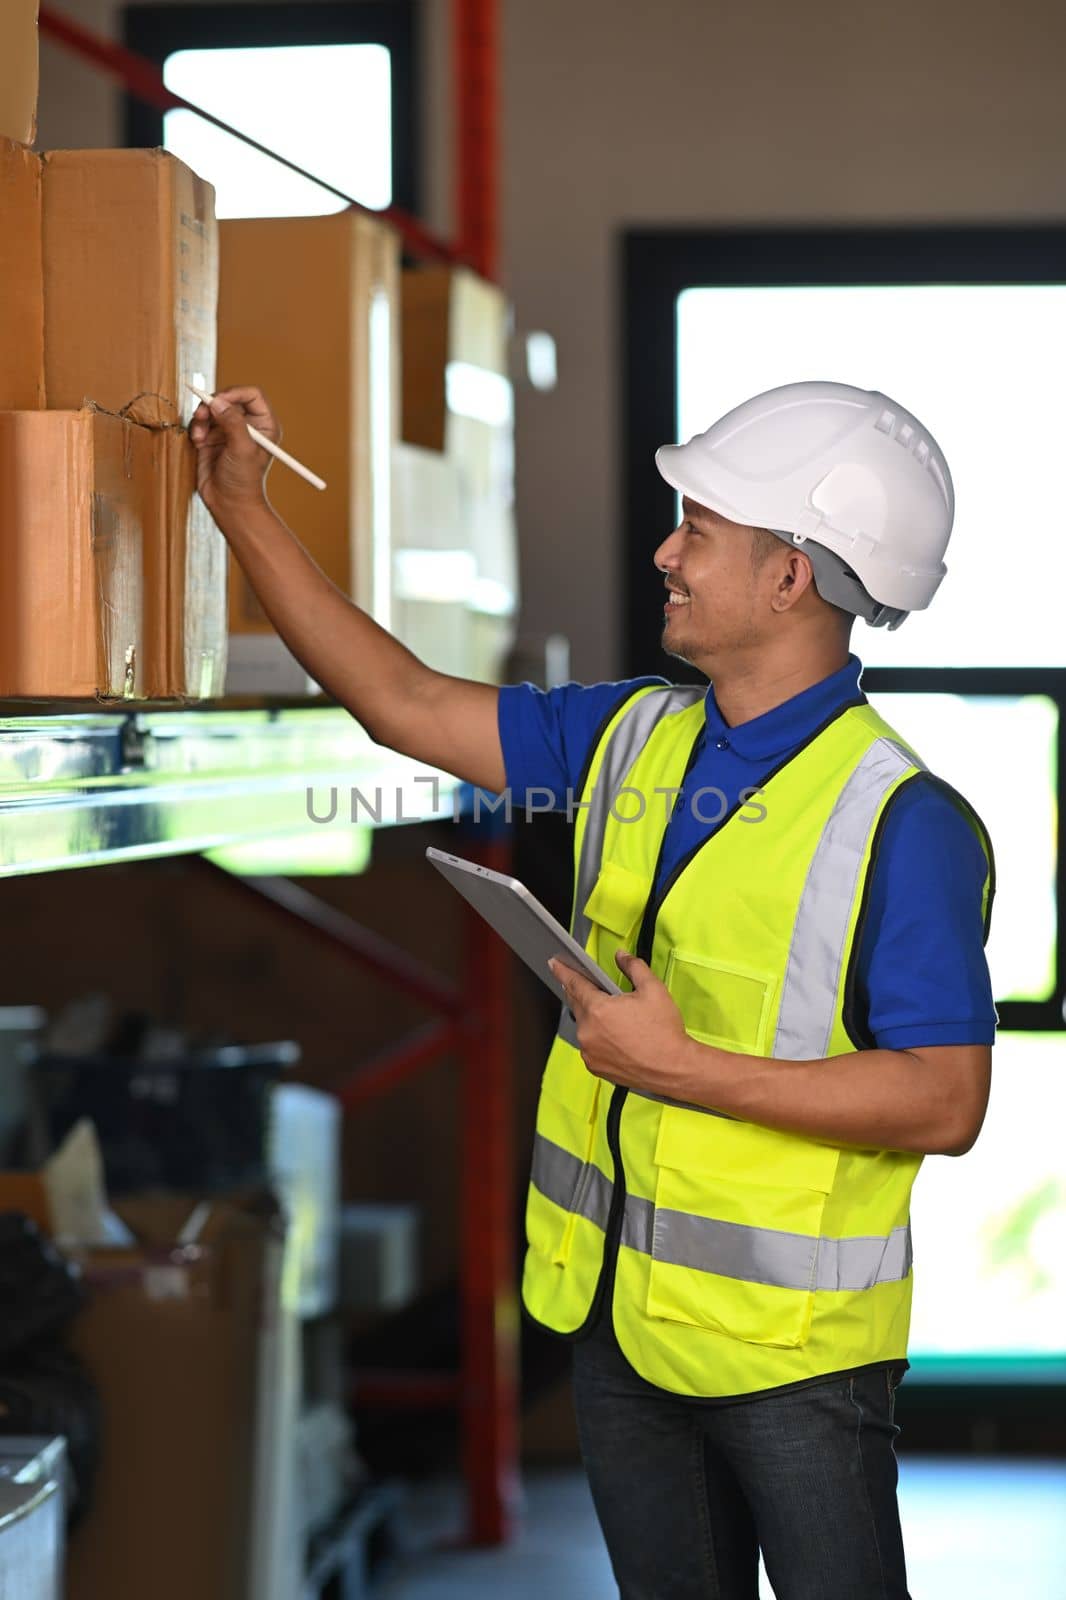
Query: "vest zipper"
575 732 705 1337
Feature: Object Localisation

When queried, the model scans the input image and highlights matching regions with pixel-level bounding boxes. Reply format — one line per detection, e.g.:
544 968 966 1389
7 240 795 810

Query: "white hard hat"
655 380 955 629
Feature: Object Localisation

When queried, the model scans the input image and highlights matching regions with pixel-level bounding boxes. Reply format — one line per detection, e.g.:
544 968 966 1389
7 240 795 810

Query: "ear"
772 549 817 612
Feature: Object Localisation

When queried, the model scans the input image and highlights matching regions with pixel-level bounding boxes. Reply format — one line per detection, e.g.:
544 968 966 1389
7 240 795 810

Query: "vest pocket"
645 1107 839 1349
663 950 777 1055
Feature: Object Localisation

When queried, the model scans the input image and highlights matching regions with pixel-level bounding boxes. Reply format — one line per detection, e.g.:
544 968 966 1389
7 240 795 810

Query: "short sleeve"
497 677 666 809
855 778 997 1050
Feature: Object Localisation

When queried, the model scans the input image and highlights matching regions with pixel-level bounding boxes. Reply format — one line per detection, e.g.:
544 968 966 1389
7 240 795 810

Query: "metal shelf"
0 706 458 878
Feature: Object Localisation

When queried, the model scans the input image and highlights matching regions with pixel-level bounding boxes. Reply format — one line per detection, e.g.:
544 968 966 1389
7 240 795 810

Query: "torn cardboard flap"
0 1 39 147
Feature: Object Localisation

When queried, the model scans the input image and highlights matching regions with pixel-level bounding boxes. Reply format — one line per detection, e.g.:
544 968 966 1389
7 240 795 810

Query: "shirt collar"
701 654 866 762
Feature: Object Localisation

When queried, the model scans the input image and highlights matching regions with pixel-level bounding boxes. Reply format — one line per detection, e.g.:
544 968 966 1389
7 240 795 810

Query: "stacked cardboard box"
41 148 219 427
0 1 39 148
217 212 399 693
398 265 518 683
0 50 226 701
0 140 44 409
0 408 224 699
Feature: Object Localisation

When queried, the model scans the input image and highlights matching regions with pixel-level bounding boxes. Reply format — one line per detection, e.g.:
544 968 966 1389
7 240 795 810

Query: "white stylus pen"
188 384 327 492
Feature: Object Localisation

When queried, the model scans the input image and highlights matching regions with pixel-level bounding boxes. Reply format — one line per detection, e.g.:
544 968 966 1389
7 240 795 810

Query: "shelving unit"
0 0 520 1571
0 704 458 877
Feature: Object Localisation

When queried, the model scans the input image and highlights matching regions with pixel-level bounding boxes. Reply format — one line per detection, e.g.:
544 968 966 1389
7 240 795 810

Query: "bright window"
162 44 392 218
870 692 1058 1005
907 1032 1066 1374
676 284 1066 669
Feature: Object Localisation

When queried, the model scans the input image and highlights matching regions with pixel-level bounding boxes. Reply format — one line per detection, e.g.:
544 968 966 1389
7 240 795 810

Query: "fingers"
547 957 568 989
189 385 279 439
189 401 207 439
615 950 652 986
213 384 272 409
547 958 597 1011
213 385 280 436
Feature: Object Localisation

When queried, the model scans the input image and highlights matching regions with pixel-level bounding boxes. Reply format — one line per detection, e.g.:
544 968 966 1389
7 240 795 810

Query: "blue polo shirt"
498 655 997 1049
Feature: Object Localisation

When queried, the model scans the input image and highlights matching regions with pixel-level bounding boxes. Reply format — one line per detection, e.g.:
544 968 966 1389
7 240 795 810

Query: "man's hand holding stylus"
189 385 280 512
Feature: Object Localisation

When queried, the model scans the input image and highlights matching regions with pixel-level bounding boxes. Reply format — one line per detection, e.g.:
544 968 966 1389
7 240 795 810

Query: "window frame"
621 225 1066 1032
122 1 419 215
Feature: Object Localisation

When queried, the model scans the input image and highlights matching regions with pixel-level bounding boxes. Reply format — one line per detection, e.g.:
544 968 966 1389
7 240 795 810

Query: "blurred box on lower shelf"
65 1188 301 1600
0 2 39 147
0 408 226 700
218 212 399 689
339 1203 420 1314
294 1402 362 1540
0 1005 45 1166
223 632 323 698
0 141 45 410
269 1084 342 1319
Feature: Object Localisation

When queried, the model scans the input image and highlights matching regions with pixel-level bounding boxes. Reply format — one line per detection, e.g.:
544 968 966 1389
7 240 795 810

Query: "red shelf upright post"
458 834 519 1544
454 0 500 282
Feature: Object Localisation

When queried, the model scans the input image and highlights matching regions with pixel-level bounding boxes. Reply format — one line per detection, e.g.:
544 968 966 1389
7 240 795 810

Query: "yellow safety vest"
522 685 993 1398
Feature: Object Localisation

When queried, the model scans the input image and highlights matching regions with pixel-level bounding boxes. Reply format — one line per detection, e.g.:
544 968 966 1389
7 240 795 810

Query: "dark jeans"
572 1318 910 1600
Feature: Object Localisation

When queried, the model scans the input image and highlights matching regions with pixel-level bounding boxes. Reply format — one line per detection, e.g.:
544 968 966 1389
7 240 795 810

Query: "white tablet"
426 847 622 1002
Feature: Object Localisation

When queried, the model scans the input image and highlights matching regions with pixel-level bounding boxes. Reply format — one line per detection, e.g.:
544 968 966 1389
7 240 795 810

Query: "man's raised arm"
190 387 506 794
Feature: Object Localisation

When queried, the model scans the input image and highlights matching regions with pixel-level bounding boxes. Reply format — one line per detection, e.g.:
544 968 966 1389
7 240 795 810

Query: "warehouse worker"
192 380 996 1600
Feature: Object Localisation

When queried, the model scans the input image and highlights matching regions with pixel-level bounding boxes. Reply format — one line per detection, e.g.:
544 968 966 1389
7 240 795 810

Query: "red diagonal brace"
336 1019 464 1111
208 870 463 1018
38 4 470 270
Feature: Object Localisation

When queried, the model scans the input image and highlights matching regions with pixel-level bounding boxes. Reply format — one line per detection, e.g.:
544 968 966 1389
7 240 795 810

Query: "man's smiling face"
654 496 783 672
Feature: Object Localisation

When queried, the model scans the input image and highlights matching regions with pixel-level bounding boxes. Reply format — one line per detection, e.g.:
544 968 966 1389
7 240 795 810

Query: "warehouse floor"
379 1458 1066 1598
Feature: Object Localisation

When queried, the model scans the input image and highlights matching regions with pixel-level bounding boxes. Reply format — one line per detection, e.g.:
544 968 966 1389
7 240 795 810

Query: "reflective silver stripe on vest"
558 685 704 1040
530 1131 912 1293
885 738 927 774
623 1200 913 1292
531 1132 612 1231
772 737 917 1061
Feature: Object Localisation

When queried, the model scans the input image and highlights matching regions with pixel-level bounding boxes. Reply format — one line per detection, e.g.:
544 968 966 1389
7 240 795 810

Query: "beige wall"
37 0 1066 678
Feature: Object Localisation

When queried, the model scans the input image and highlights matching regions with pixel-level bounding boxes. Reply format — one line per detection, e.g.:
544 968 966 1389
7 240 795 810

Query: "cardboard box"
0 1 39 147
391 440 473 677
218 212 399 644
41 148 218 426
399 266 518 682
0 140 45 409
0 408 226 700
64 1190 292 1600
401 264 511 451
